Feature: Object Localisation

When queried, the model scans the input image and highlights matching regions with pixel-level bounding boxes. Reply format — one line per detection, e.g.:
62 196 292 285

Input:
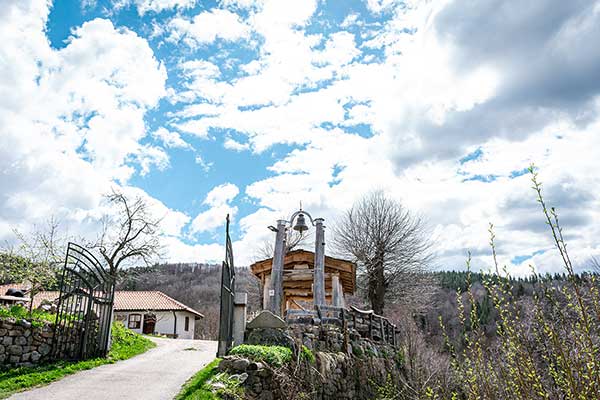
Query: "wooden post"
262 275 271 310
331 274 342 307
379 318 385 343
269 220 286 316
313 218 326 307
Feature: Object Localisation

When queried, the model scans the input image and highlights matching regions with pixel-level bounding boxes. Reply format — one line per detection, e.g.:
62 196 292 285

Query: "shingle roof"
0 285 204 319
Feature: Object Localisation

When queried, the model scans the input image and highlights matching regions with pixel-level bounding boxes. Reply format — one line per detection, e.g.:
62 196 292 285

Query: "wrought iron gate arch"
51 242 115 361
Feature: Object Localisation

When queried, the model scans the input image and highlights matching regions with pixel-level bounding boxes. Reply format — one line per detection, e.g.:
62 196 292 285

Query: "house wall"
113 310 196 339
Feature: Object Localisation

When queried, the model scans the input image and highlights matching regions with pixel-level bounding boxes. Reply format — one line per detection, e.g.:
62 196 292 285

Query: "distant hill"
117 262 261 339
417 270 599 348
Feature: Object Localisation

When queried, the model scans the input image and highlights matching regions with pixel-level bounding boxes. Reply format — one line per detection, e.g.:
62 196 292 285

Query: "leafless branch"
331 190 435 314
90 189 163 277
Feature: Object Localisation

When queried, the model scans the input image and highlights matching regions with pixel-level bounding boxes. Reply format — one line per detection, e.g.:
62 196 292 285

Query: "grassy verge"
175 358 221 400
0 322 155 399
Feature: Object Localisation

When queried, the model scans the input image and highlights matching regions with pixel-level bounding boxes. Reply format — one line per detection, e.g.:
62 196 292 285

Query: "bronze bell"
293 213 309 232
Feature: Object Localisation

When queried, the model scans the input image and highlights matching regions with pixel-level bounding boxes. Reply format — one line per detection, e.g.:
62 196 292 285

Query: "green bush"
394 350 404 368
352 345 364 358
0 305 55 328
300 345 316 364
229 344 292 367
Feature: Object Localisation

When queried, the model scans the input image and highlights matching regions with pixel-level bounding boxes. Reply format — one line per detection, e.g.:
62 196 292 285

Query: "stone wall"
221 323 404 400
0 318 54 368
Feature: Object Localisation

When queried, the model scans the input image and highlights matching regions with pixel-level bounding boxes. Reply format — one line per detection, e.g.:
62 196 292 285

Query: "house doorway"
143 314 156 334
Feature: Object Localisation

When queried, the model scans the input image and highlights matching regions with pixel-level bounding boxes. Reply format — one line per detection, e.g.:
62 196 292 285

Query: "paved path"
10 338 217 400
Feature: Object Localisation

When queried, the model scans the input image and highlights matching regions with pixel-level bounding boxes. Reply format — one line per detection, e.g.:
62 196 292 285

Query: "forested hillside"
117 263 261 339
116 263 596 345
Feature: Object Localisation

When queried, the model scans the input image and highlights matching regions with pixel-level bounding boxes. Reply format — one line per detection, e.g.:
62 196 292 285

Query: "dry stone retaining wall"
222 323 404 400
0 318 54 368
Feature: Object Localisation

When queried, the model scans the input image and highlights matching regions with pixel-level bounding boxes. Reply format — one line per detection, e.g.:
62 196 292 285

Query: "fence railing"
285 304 399 346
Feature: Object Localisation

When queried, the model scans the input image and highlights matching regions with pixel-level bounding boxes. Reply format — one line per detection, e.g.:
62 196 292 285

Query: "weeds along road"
9 337 217 400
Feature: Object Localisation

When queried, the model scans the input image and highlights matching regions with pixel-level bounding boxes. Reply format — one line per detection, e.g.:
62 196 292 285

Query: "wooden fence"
285 304 399 346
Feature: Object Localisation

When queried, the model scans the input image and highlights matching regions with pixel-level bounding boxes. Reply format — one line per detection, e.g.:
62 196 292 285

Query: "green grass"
229 344 292 367
175 358 221 400
0 322 155 399
0 305 55 328
300 345 315 364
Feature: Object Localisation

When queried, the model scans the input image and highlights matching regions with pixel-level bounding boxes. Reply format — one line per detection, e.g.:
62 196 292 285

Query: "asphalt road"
9 337 217 400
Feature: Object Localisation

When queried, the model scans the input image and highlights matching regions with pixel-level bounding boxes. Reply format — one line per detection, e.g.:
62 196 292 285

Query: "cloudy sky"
1 0 599 273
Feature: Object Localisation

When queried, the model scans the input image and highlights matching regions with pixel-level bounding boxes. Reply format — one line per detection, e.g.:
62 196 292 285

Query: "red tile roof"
114 291 204 318
0 285 203 318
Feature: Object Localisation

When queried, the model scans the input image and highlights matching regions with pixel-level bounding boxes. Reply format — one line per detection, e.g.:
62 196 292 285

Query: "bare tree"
332 191 434 315
255 229 311 261
92 190 163 277
2 217 67 312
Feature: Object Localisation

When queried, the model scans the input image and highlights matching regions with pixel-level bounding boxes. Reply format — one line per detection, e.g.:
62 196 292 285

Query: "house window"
184 316 190 331
128 314 141 329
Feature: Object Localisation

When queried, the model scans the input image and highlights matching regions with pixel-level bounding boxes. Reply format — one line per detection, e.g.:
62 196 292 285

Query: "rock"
230 372 249 383
8 345 23 355
232 358 250 371
8 330 22 337
218 358 233 371
9 355 20 363
0 329 6 336
247 361 265 371
15 336 27 345
258 391 274 400
256 368 272 378
2 336 12 346
22 352 31 362
19 320 32 329
38 343 51 356
246 328 295 349
246 311 287 329
0 354 5 363
30 351 41 362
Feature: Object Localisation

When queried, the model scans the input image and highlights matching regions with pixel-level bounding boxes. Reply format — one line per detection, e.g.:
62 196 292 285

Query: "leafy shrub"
352 345 364 358
229 344 292 367
432 166 600 399
0 305 55 327
109 321 156 361
300 345 316 364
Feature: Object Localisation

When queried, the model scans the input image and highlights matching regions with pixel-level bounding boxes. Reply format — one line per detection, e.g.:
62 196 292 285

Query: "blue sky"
2 0 600 273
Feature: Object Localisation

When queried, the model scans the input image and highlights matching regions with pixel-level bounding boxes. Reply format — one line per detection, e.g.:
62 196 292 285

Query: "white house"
112 291 204 339
1 285 204 340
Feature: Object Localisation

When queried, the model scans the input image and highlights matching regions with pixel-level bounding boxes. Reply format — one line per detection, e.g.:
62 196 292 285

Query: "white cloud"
167 9 249 47
204 183 239 206
152 127 193 149
136 145 170 176
114 0 197 15
0 0 185 256
194 155 213 172
189 183 240 235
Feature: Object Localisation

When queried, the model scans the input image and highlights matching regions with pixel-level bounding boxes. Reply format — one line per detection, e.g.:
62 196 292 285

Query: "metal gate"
217 214 235 357
51 242 115 361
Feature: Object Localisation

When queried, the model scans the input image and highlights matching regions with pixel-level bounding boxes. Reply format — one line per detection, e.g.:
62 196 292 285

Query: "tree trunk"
368 261 386 315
